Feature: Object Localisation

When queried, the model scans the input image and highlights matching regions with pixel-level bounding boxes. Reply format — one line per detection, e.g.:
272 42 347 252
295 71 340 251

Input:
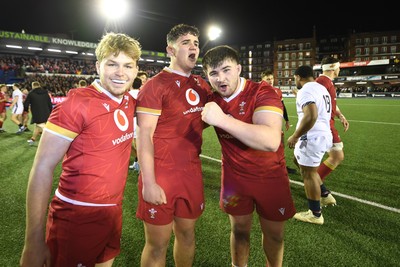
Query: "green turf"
1 97 399 266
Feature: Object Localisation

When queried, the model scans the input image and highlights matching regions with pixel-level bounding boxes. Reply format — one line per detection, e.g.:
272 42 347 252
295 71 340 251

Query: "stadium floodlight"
208 26 222 41
201 25 222 51
100 0 129 21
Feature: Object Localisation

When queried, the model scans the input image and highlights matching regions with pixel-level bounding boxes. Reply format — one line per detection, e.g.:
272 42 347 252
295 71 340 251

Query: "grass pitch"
0 97 399 266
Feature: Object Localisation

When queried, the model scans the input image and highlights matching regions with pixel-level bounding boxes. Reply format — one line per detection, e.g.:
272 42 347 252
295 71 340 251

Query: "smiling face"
96 52 138 99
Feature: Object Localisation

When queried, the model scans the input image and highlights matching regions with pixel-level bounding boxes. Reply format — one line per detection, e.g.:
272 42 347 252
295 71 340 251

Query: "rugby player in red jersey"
201 45 296 267
20 32 142 267
135 24 211 267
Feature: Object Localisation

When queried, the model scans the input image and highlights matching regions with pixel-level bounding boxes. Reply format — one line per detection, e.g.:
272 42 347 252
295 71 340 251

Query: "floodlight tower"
99 0 130 33
201 25 222 52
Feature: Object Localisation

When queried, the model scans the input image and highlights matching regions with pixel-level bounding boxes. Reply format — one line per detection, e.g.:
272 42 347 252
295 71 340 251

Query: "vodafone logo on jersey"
114 109 129 131
185 88 200 106
182 88 203 115
112 109 134 145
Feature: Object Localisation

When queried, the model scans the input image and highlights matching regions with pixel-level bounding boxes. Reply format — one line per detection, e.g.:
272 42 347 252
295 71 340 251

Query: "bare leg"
31 124 42 140
259 217 285 267
11 113 22 127
229 214 252 267
141 222 173 267
299 165 321 201
173 217 197 267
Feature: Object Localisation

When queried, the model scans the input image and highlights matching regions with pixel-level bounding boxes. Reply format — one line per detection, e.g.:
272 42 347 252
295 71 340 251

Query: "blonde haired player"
20 32 142 267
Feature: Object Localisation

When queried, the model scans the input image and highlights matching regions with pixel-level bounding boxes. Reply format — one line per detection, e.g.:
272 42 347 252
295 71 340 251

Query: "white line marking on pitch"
200 154 400 214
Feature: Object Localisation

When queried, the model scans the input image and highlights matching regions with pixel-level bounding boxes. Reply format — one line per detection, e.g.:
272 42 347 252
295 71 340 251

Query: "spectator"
24 81 53 145
78 79 87 88
137 70 149 87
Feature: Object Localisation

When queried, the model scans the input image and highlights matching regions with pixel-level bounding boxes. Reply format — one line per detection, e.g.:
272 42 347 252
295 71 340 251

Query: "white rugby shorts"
294 135 332 167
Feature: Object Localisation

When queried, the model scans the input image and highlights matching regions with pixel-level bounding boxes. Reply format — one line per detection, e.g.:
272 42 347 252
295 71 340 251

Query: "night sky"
3 0 399 53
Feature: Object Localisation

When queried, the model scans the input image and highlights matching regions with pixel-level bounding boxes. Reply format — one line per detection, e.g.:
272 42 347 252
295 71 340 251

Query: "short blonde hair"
95 32 142 63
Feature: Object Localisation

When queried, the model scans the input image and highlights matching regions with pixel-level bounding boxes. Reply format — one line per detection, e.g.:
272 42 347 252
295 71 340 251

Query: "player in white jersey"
9 83 26 133
287 65 332 225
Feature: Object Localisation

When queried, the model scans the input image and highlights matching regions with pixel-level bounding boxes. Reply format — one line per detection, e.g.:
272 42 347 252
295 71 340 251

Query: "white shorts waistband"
55 188 117 207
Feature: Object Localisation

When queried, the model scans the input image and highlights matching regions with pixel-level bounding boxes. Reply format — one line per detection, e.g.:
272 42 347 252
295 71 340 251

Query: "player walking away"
287 65 332 225
23 81 53 145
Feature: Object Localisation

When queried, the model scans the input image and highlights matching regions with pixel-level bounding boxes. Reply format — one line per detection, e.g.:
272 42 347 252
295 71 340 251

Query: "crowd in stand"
0 54 164 96
1 54 400 96
0 54 97 77
339 85 400 94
